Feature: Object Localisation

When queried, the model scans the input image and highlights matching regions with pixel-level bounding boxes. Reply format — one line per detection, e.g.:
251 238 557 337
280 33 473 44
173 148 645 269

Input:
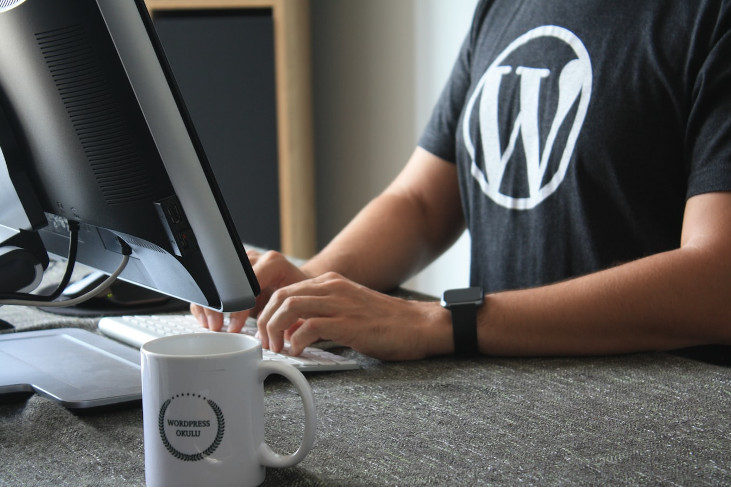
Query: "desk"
1 303 730 486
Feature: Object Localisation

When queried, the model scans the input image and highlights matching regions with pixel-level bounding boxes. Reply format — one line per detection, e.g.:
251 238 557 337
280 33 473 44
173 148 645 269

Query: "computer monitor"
0 0 260 311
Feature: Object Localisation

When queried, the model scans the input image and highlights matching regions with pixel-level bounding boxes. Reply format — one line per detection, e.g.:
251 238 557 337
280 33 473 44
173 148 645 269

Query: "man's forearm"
302 192 445 291
302 148 464 291
479 246 731 356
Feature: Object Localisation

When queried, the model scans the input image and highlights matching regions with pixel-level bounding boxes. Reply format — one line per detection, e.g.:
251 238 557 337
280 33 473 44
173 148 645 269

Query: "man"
192 0 731 360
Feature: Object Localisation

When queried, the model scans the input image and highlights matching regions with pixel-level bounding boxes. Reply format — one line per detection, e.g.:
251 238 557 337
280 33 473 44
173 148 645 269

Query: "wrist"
300 257 330 280
441 287 484 357
421 301 456 357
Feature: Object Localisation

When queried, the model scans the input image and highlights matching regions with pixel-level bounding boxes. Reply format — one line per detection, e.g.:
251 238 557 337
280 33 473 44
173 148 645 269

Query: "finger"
190 304 209 328
282 322 300 343
261 295 336 353
257 275 349 330
286 318 337 356
258 317 304 352
256 277 333 326
225 310 250 334
255 271 341 351
204 309 225 332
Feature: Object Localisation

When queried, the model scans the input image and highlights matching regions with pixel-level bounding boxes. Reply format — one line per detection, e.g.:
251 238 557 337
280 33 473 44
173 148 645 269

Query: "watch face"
443 287 483 306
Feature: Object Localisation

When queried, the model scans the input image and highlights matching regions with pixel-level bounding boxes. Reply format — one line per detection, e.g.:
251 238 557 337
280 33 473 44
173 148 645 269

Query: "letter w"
479 61 583 199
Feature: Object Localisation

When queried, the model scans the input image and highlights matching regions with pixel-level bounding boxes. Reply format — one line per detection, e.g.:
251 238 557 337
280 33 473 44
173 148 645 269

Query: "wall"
310 0 477 296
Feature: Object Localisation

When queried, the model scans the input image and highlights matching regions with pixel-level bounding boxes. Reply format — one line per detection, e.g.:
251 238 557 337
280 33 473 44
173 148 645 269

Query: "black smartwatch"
441 287 484 357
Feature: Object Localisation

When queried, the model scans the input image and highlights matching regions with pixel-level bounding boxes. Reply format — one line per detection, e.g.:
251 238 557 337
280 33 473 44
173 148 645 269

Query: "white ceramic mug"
141 333 316 487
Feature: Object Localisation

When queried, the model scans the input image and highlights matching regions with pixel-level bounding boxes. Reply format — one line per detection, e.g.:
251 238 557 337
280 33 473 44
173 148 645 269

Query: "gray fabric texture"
1 304 730 486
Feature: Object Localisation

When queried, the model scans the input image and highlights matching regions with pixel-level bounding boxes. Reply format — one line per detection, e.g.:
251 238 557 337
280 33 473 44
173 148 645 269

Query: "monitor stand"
37 271 189 317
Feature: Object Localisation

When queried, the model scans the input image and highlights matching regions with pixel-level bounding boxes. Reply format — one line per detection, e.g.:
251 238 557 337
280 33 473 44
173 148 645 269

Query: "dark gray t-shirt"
419 0 731 293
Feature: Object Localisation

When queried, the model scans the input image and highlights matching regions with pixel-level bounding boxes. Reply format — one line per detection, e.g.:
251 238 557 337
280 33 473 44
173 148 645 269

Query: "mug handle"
256 360 317 468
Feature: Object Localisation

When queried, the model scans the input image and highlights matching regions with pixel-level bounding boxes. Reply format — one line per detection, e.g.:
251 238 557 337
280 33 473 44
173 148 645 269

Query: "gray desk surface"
1 302 730 486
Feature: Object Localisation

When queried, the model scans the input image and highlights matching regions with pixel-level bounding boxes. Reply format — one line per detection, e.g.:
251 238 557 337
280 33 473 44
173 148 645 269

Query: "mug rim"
141 332 260 358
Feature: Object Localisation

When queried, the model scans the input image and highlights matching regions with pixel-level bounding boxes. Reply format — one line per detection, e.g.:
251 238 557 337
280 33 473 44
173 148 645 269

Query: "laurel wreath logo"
158 396 225 462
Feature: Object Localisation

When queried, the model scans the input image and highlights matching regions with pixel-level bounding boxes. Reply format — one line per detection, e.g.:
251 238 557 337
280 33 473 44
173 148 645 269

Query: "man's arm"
459 191 731 357
301 147 465 291
262 190 731 359
257 188 730 360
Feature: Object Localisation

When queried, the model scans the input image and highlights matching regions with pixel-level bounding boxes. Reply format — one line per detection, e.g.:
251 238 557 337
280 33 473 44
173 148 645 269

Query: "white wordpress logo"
463 25 592 210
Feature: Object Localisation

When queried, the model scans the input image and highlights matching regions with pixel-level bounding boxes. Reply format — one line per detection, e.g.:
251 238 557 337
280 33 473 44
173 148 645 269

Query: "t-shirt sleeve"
685 5 731 199
417 33 473 164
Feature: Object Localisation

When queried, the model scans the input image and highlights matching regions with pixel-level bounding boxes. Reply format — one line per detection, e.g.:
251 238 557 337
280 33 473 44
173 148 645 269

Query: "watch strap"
451 305 479 357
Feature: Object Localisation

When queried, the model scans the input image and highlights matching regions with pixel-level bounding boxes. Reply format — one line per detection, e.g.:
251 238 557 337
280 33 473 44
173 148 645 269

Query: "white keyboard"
98 314 360 372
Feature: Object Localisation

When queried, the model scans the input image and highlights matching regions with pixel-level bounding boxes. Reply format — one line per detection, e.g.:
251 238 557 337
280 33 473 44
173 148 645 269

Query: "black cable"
38 220 80 300
0 220 79 302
